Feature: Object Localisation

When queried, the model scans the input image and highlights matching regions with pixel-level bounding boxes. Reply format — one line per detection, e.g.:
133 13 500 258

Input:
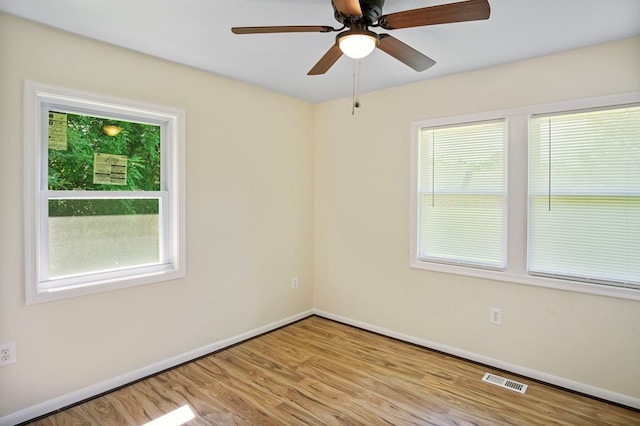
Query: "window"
25 82 185 303
415 119 507 269
529 105 640 287
411 92 640 299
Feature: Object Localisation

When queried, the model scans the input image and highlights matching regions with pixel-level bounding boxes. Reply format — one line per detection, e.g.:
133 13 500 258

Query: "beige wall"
314 37 640 400
0 13 314 417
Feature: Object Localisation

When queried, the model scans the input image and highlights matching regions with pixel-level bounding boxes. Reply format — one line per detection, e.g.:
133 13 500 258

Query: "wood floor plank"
294 359 432 423
24 316 640 425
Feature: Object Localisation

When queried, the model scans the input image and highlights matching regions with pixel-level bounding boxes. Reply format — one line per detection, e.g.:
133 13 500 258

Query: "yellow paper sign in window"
93 153 127 185
48 111 68 150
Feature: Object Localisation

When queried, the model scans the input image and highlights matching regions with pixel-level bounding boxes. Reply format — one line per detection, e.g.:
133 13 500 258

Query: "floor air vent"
482 373 528 394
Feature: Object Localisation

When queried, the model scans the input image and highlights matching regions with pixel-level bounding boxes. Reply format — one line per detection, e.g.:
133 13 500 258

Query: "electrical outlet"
291 277 299 289
0 342 16 366
489 307 502 325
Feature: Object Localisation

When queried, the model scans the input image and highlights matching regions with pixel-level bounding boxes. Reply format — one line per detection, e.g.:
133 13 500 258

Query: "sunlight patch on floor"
142 404 195 426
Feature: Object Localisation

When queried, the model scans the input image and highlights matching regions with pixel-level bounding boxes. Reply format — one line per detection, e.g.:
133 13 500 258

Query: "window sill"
26 267 185 305
410 259 640 301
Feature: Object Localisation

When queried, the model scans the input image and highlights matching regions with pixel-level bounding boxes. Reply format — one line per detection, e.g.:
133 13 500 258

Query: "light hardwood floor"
25 316 640 425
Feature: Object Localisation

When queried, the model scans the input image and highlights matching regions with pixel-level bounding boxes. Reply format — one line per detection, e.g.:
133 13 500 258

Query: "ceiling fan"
232 0 490 75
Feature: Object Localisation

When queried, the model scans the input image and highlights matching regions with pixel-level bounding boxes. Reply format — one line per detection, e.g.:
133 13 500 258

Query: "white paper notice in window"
93 153 127 185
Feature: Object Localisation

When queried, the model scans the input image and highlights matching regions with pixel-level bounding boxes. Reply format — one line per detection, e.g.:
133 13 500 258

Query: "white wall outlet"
291 277 299 289
0 341 16 366
489 307 502 325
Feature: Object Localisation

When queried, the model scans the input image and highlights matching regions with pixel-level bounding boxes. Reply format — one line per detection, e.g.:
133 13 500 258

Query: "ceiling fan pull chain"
355 59 362 109
352 59 362 115
352 59 356 115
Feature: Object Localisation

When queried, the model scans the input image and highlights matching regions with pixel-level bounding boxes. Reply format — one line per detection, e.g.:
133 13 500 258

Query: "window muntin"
416 119 507 269
25 82 185 303
528 105 640 287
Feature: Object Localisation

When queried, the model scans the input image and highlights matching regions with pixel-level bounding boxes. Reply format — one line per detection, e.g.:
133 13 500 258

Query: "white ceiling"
1 0 639 103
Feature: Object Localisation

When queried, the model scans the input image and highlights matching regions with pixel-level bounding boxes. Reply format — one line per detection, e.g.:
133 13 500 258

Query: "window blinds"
528 104 640 287
417 120 507 269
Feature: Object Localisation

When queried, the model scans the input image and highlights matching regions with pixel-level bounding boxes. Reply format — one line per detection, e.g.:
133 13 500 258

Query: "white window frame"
410 91 640 301
414 118 508 270
24 81 186 304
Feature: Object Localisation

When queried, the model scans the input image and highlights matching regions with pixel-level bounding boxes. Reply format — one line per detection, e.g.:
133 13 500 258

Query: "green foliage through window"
48 112 161 216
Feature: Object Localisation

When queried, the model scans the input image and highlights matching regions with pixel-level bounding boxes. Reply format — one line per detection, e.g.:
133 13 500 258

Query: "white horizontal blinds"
529 104 640 287
418 119 507 269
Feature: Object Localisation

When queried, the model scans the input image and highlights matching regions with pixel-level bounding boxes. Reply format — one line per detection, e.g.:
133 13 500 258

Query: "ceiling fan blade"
379 0 490 30
232 25 335 34
332 0 362 17
377 34 435 72
308 44 343 75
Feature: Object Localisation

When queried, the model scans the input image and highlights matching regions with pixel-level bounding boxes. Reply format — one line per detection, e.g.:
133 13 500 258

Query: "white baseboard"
1 310 313 426
313 309 640 410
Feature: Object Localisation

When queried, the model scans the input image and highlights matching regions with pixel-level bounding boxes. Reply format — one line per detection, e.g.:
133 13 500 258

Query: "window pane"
418 120 506 268
529 105 640 286
48 111 161 191
419 194 505 265
48 199 160 278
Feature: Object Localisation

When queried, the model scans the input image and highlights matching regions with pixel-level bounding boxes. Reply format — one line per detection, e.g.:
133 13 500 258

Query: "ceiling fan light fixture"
338 29 379 59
